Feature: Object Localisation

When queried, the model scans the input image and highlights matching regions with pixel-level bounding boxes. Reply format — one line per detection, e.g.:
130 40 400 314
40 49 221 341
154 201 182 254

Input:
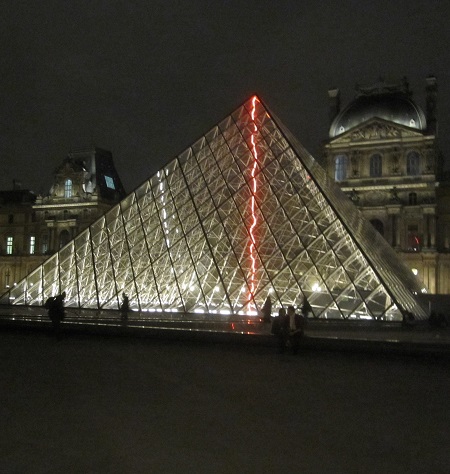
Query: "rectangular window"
334 155 347 182
29 236 36 255
64 179 73 198
6 236 13 255
370 154 382 177
407 225 421 251
41 235 48 254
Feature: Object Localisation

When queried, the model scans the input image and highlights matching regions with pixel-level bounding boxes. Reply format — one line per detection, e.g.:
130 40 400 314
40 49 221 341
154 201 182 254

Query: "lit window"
407 224 421 251
411 268 418 276
335 155 348 182
105 176 115 189
407 152 420 176
64 179 73 198
6 236 13 255
370 154 382 177
29 236 36 255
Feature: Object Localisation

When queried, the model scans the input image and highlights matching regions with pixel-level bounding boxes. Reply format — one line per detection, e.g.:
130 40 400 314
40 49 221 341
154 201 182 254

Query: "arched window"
370 219 384 237
370 154 382 177
64 179 73 198
407 152 420 176
335 155 348 182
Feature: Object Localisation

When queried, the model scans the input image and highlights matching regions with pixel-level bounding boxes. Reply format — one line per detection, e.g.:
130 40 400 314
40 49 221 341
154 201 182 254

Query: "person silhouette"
47 291 66 339
120 293 130 321
279 305 306 354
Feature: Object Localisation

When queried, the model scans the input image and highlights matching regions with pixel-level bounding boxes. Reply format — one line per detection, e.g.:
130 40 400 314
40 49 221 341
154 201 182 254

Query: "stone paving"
1 328 449 473
1 304 449 356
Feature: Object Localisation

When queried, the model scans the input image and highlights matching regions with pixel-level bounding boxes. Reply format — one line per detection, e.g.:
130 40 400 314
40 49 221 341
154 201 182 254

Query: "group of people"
271 298 312 354
44 290 311 350
45 291 131 337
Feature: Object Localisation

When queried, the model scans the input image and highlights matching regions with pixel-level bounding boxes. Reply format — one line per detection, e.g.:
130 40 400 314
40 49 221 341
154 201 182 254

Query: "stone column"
387 207 402 248
423 207 436 250
423 213 429 248
391 214 397 247
429 214 436 248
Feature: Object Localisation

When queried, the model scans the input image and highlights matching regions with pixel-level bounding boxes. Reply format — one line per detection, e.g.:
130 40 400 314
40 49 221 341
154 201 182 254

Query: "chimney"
425 76 437 135
328 88 340 124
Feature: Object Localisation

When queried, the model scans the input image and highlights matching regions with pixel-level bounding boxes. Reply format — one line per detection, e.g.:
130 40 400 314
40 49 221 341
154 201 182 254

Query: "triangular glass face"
2 96 427 320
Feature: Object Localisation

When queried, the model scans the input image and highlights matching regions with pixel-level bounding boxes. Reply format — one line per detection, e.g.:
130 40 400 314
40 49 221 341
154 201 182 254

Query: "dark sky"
2 1 450 194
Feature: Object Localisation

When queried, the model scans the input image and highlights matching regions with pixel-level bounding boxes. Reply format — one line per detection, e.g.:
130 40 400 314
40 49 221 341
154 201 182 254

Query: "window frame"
334 155 348 182
64 179 73 198
6 236 13 255
369 153 382 178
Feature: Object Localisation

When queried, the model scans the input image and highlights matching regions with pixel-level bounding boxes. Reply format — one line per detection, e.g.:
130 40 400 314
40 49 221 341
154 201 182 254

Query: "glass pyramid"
2 96 427 320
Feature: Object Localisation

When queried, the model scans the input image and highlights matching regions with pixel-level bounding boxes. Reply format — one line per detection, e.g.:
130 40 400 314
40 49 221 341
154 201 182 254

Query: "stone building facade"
323 77 450 294
0 147 125 291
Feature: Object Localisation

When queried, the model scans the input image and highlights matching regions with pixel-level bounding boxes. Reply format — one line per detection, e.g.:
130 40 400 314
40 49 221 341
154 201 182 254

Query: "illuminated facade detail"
2 96 427 320
325 77 450 295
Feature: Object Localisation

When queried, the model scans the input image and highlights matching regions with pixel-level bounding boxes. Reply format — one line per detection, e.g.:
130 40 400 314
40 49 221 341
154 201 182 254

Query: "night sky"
2 1 450 194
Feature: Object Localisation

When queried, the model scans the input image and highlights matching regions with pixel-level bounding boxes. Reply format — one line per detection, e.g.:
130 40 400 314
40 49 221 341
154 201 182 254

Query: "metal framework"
2 96 428 320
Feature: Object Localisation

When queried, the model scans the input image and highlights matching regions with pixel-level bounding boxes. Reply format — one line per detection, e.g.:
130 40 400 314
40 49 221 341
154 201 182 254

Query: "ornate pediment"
330 118 424 145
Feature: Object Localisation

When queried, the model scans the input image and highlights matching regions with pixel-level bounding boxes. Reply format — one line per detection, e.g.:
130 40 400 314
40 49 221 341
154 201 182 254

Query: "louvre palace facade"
0 148 125 290
323 77 450 295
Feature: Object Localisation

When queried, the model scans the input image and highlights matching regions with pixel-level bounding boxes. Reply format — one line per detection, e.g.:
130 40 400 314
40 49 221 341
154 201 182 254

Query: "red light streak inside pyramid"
249 96 259 304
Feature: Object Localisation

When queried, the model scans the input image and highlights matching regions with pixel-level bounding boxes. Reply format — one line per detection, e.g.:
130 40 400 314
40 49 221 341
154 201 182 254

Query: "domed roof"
329 90 427 138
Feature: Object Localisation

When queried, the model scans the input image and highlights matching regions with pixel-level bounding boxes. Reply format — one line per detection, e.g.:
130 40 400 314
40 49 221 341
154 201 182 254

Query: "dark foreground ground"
1 330 449 474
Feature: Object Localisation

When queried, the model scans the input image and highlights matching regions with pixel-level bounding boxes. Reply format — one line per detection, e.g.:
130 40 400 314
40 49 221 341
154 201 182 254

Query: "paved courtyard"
1 331 449 473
